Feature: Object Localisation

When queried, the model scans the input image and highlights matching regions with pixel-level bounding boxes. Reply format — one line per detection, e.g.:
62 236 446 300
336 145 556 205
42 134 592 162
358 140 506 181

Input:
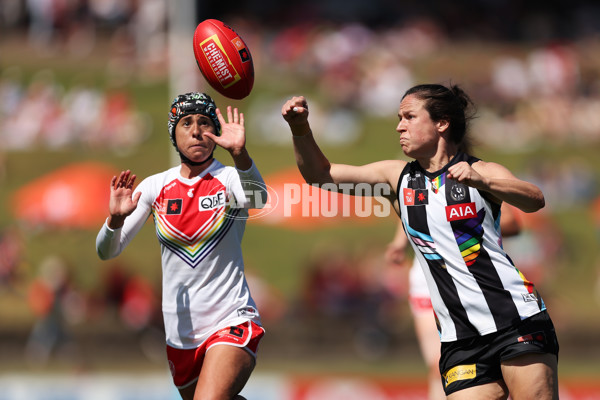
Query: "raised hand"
206 106 246 156
281 96 309 127
108 170 141 228
447 161 486 190
202 105 252 170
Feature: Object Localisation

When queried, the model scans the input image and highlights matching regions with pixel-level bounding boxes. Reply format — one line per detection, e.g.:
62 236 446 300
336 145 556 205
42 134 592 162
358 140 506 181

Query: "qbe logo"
198 190 227 211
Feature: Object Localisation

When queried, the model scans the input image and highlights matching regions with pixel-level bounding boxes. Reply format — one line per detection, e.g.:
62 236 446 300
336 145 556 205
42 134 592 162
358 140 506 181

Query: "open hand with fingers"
204 106 246 157
108 170 141 228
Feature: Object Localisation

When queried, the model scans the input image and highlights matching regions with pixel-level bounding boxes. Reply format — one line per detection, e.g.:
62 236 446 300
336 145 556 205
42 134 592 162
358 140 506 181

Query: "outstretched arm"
281 96 405 200
281 96 333 184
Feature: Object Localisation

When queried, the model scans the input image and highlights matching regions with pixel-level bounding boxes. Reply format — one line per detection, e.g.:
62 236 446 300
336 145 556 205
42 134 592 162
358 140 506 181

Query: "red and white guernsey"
96 160 267 349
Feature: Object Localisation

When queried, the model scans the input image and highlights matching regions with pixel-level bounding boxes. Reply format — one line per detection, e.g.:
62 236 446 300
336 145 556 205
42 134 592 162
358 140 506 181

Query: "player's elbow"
297 160 333 186
523 193 545 213
96 246 118 261
299 169 333 187
96 249 110 261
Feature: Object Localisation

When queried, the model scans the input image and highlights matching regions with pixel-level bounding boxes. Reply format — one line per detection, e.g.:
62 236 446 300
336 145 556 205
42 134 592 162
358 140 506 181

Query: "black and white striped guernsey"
397 152 546 342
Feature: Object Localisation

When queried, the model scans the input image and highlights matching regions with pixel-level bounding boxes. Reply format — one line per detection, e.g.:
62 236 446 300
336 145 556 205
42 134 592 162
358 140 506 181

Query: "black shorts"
439 311 559 396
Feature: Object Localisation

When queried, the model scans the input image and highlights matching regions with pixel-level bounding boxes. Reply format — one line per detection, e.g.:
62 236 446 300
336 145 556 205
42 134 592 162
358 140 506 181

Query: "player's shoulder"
142 165 180 182
372 159 409 190
207 159 234 177
136 166 180 191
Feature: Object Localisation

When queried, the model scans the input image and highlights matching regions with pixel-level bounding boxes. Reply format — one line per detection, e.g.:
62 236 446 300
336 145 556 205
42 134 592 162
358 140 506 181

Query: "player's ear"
436 119 450 134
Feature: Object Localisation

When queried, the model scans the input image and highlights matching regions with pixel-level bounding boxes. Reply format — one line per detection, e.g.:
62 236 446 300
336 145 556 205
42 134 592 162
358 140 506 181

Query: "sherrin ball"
193 19 254 100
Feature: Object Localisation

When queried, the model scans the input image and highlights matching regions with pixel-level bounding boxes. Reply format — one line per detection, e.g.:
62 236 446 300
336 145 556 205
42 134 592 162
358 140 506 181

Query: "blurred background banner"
1 0 600 398
11 162 117 230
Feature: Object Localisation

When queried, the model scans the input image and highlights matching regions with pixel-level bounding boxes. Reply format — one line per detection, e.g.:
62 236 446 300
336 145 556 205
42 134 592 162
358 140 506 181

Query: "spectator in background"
0 71 149 151
25 255 85 367
0 226 23 286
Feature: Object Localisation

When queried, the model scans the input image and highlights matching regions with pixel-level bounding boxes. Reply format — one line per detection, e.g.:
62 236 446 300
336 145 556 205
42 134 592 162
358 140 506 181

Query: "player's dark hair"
402 83 475 154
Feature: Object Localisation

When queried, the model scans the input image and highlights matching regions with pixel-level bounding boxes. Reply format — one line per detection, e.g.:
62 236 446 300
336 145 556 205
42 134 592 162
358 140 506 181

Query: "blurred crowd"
22 254 164 368
0 67 150 151
0 0 166 71
2 1 600 151
11 250 287 368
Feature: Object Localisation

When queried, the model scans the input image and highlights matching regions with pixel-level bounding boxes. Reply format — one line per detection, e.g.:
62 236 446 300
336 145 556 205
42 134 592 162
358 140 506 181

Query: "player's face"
175 114 217 162
396 95 439 159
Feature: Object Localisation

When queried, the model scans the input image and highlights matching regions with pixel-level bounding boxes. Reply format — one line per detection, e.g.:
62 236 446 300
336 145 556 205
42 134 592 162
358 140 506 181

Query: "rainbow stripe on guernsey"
453 208 485 266
153 204 239 268
404 219 443 261
428 174 445 194
150 173 242 269
515 265 536 294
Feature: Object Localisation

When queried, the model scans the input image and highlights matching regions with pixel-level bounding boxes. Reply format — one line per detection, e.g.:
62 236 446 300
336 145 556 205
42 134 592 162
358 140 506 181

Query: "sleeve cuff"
103 218 121 236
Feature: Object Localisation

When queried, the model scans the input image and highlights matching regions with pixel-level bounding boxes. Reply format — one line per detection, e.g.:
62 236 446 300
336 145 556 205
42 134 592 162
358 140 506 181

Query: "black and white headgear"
167 92 221 148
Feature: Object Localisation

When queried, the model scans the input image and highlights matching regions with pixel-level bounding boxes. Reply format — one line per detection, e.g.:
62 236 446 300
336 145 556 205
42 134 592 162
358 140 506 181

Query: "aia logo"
446 202 476 221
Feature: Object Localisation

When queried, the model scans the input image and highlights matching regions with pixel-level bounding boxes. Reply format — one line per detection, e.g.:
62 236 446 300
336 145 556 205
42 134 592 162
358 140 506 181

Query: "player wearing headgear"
168 92 222 166
96 92 267 400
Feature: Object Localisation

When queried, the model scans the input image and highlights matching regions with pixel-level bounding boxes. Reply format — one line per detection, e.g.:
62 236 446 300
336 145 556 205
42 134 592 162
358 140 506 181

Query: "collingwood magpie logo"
450 184 466 201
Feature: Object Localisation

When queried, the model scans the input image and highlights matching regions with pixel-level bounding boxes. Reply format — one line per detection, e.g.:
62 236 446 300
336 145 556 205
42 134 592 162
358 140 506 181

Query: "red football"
193 19 254 100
